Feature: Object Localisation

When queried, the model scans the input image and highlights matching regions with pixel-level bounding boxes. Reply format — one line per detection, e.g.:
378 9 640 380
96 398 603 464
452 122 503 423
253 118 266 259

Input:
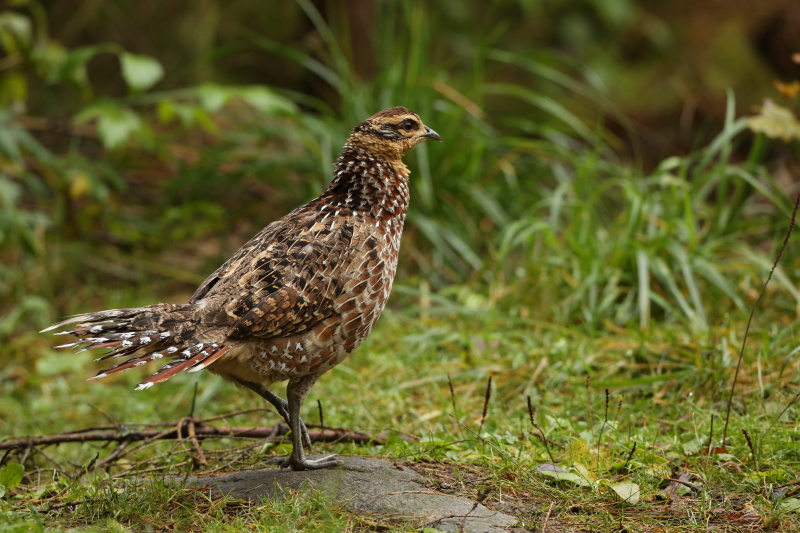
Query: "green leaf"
0 12 32 53
196 83 231 113
607 481 640 504
98 108 143 150
237 86 297 115
537 464 592 487
779 498 800 512
538 469 591 487
0 463 24 494
76 102 144 150
52 46 100 90
120 53 164 93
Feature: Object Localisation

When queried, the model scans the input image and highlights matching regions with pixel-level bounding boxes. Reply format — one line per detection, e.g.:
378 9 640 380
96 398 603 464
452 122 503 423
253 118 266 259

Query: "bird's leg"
281 374 342 470
233 377 312 450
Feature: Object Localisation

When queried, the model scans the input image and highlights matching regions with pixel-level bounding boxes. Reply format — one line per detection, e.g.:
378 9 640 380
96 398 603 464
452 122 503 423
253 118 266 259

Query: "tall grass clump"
248 1 797 336
247 0 629 284
492 95 795 331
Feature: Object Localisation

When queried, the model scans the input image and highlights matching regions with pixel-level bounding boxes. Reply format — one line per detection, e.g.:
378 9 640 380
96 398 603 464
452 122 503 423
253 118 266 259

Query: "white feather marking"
55 342 79 349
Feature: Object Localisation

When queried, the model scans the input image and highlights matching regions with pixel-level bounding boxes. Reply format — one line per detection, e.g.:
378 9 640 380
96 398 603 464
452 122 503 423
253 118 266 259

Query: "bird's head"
347 107 441 162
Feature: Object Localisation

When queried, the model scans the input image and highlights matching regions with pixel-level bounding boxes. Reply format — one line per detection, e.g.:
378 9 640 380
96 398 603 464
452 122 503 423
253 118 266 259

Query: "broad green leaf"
120 53 164 93
76 102 144 150
0 463 24 493
538 464 591 487
538 469 591 487
607 481 640 504
197 83 231 113
779 498 800 512
237 86 296 115
97 107 143 149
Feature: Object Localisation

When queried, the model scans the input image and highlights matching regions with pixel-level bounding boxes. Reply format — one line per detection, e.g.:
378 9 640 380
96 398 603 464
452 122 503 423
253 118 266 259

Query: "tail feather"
135 343 228 389
54 329 164 353
43 303 229 389
187 345 230 373
89 345 185 380
40 307 146 333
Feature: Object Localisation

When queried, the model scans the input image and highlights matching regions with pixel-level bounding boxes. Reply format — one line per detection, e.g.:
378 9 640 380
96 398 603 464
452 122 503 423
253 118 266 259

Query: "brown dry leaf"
775 80 800 99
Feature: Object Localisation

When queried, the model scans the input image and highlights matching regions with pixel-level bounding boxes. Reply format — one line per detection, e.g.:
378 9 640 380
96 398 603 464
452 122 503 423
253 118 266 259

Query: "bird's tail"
42 303 230 390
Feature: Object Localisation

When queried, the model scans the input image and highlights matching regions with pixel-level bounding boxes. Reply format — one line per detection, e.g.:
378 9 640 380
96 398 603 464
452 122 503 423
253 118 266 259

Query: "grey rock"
189 455 518 532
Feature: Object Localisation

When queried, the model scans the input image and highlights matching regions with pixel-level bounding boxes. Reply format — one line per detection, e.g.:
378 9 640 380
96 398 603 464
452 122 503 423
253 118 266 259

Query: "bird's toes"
292 454 342 471
299 421 312 450
265 456 292 469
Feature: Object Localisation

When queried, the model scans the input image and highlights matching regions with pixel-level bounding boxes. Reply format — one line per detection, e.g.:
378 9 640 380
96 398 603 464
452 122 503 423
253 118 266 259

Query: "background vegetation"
2 0 800 531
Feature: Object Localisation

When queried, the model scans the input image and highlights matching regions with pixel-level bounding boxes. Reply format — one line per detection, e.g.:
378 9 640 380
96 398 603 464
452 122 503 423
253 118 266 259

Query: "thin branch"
722 193 800 444
1 421 410 451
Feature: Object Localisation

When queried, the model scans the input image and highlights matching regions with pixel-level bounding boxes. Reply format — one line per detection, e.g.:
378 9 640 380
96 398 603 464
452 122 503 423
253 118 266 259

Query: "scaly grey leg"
234 377 312 450
277 374 342 470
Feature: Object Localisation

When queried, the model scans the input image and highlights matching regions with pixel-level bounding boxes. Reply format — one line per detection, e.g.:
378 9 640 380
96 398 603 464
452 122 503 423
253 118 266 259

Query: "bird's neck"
321 145 411 223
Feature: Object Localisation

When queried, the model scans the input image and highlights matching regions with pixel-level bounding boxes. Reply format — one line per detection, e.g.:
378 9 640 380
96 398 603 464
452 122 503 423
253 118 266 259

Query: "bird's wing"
194 210 361 340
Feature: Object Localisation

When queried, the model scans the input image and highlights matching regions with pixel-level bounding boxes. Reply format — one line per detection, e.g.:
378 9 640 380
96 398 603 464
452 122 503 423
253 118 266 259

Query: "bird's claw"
267 454 342 471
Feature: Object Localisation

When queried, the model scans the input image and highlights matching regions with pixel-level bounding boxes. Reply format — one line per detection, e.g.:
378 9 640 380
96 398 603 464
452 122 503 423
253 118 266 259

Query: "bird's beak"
422 126 442 141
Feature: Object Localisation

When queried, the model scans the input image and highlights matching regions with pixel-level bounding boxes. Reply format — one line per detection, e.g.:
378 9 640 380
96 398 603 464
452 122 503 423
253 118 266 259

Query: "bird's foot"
297 419 312 450
267 454 342 471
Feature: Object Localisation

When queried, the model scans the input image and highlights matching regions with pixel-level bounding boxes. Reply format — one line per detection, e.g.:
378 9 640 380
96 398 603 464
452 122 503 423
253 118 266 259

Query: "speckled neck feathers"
320 143 410 226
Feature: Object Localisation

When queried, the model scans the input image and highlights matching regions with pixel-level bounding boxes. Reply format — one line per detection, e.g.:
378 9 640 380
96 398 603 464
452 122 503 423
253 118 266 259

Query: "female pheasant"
43 107 441 470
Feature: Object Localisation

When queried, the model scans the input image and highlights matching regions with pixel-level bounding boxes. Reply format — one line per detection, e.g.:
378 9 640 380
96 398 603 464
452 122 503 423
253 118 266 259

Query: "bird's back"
191 175 408 385
43 106 438 394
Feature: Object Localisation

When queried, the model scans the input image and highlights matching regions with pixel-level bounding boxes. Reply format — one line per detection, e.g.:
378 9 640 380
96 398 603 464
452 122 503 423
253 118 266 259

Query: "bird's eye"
400 120 417 132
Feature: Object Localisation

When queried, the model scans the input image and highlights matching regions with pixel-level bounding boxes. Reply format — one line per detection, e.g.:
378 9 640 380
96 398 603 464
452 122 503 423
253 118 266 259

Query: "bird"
42 107 441 471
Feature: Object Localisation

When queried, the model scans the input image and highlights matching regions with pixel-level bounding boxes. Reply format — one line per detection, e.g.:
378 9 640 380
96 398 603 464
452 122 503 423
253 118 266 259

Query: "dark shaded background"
38 0 799 159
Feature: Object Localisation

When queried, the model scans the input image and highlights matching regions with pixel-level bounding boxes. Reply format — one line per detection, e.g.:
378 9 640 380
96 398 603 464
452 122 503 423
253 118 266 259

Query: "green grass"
4 306 800 530
4 1 800 531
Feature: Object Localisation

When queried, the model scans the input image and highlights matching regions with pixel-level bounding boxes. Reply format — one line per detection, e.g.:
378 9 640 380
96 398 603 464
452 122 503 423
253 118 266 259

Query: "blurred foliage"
2 4 800 529
0 0 798 358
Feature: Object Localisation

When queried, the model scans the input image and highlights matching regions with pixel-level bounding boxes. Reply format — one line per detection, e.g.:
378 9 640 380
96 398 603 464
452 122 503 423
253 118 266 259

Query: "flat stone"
189 455 518 532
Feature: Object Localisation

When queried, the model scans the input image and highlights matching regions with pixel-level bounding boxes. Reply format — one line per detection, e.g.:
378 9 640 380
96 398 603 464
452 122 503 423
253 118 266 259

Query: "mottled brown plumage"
43 107 441 470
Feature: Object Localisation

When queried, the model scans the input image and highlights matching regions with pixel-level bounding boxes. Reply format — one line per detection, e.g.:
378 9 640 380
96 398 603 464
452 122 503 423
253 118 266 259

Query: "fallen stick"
0 422 407 451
